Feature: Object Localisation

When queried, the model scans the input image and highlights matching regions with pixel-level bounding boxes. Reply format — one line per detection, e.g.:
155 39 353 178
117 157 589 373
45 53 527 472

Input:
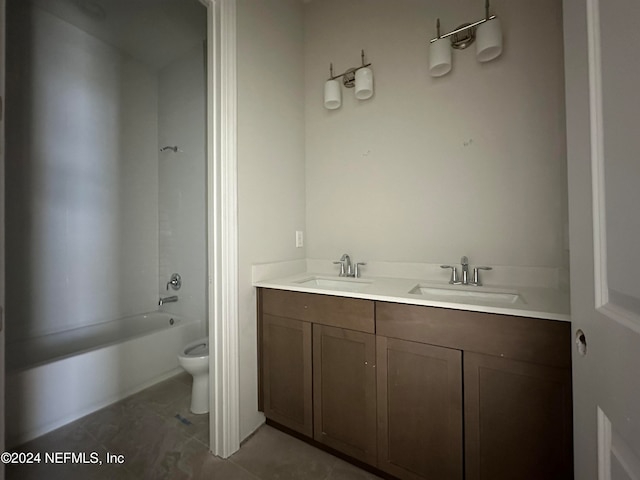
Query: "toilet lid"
185 342 208 356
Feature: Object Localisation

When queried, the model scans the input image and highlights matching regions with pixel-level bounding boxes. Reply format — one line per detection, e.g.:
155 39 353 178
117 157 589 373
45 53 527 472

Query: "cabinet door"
377 337 463 480
313 324 377 464
464 352 573 480
262 314 313 437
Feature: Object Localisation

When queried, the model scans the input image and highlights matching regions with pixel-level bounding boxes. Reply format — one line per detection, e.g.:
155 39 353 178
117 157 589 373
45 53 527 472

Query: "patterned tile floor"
7 373 381 480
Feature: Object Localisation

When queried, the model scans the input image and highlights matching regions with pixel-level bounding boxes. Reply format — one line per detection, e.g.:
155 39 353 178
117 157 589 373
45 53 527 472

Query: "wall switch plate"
295 230 304 248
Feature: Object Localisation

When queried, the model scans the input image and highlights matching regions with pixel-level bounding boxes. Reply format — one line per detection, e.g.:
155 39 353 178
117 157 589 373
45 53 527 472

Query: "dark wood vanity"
257 287 573 480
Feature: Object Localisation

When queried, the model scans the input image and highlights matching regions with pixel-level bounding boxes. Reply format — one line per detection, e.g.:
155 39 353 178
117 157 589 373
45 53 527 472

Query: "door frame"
202 0 240 458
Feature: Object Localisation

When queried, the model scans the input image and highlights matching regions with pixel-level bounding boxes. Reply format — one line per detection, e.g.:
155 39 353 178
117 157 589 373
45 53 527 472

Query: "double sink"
294 275 524 305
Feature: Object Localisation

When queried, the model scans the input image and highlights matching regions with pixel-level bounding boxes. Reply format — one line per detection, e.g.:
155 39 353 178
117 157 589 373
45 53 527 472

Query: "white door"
564 0 640 479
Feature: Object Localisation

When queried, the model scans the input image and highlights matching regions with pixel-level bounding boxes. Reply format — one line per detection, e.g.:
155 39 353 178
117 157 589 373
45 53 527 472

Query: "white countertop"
254 272 571 322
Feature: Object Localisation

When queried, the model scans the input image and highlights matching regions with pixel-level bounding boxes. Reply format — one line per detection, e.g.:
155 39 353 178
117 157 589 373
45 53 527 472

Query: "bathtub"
5 312 203 448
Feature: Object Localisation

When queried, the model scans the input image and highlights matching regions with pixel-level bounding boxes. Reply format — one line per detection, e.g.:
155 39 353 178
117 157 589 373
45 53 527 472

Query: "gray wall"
304 0 568 269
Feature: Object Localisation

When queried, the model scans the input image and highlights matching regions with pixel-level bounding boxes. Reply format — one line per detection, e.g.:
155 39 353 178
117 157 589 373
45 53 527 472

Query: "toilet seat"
185 342 207 357
180 337 209 360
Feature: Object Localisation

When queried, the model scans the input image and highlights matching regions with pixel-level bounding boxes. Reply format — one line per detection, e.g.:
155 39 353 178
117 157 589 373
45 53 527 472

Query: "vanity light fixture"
323 50 374 110
428 0 503 77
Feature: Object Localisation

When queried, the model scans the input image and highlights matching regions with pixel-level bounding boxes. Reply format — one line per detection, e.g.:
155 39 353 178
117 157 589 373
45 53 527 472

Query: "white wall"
304 0 568 270
235 0 567 440
157 45 207 323
5 3 159 342
236 0 306 439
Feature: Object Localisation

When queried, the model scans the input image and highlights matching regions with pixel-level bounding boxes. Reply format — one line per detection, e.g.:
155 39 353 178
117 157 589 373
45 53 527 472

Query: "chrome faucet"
460 256 470 285
441 256 492 286
335 254 352 276
159 295 179 306
333 253 366 278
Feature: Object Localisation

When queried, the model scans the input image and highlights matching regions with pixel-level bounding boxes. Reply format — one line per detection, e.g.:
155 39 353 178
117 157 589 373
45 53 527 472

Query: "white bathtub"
5 312 203 448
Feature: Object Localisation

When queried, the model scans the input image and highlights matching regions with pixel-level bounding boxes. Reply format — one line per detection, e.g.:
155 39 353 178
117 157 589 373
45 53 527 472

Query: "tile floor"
7 373 381 480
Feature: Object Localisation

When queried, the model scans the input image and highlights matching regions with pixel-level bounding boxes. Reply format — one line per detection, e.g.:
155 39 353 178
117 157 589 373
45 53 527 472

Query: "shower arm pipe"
429 14 496 43
160 146 182 152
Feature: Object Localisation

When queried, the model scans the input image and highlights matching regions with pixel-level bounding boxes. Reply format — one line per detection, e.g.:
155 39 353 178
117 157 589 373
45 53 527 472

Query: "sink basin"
295 276 373 292
409 284 523 304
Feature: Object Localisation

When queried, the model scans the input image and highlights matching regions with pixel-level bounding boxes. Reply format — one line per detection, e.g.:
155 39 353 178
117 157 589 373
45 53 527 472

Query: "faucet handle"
354 262 367 278
471 266 492 286
166 273 182 291
441 265 460 284
333 260 346 277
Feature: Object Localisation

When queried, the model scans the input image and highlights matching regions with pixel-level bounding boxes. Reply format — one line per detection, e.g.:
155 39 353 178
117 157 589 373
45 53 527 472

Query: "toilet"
177 337 209 414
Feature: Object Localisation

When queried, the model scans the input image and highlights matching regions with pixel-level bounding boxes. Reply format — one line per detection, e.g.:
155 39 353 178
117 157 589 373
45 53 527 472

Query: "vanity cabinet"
258 289 572 480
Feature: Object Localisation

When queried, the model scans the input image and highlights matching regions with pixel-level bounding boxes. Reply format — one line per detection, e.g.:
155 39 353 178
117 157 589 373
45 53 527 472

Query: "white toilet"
177 337 209 414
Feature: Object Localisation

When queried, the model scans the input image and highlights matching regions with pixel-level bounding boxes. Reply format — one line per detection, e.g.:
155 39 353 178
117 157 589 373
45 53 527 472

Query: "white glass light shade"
355 67 374 100
324 79 342 109
476 17 502 62
429 38 452 77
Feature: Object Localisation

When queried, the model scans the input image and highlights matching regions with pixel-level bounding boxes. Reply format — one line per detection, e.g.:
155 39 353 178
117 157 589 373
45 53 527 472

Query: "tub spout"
159 295 179 306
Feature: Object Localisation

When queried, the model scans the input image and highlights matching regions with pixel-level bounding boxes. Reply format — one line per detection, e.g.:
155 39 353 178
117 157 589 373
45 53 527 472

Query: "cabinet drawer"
261 288 374 333
376 302 571 368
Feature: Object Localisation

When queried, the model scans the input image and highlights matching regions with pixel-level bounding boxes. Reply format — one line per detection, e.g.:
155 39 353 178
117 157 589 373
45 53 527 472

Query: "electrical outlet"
295 231 304 248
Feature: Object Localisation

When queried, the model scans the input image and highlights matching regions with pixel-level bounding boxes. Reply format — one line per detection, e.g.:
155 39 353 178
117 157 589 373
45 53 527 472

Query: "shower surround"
5 1 207 444
6 3 160 342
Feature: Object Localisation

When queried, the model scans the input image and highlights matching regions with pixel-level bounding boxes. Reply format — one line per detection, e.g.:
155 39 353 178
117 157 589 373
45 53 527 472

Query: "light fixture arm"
429 14 496 44
327 49 372 82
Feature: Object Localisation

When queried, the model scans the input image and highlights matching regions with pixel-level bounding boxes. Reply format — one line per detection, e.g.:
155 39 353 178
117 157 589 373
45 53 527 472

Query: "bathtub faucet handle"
167 273 182 291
